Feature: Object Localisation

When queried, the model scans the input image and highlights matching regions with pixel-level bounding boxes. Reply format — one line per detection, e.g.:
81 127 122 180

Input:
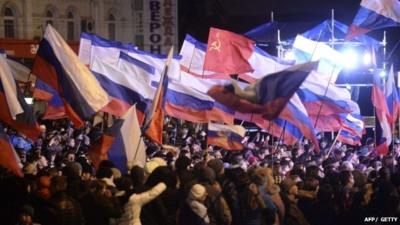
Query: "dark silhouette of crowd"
1 119 400 225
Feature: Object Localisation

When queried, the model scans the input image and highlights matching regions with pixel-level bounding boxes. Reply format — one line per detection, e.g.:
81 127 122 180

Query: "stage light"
342 49 358 69
363 52 372 65
24 97 33 105
379 70 386 78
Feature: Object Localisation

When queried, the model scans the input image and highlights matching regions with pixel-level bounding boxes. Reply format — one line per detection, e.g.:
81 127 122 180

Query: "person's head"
18 205 35 225
188 184 207 202
281 177 298 196
66 152 75 163
130 165 145 185
339 170 354 188
96 166 113 179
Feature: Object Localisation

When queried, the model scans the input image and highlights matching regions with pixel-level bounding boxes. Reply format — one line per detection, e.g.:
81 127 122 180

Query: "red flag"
204 27 254 74
142 47 173 145
0 130 23 177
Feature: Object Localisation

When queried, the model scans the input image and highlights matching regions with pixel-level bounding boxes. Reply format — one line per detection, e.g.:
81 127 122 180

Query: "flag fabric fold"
0 56 41 139
89 106 146 172
31 25 110 128
204 27 255 74
142 48 174 145
207 123 246 151
91 56 154 122
347 0 400 40
0 128 23 177
208 61 317 120
180 34 230 79
372 72 392 155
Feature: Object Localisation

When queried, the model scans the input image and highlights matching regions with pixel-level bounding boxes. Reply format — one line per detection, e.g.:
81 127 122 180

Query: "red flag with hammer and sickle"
204 27 255 75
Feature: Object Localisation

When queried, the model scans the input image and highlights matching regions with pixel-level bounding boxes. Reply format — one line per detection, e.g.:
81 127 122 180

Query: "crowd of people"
1 118 400 225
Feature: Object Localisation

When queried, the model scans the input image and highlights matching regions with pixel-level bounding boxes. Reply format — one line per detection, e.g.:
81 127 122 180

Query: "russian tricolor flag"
347 0 400 40
372 71 392 155
163 72 234 124
31 25 111 128
33 79 67 120
337 113 364 146
0 56 41 139
142 48 174 145
89 106 146 172
208 61 317 120
207 123 246 151
298 71 356 119
0 127 23 177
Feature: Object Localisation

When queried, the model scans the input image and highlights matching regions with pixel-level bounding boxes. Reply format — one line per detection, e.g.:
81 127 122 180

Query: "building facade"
0 0 178 58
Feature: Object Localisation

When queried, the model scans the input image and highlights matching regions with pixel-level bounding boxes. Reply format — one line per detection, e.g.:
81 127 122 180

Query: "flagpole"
187 41 197 73
326 126 343 158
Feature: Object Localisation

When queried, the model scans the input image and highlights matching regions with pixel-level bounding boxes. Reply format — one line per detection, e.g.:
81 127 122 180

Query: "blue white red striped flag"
31 25 111 128
207 122 246 151
347 0 400 40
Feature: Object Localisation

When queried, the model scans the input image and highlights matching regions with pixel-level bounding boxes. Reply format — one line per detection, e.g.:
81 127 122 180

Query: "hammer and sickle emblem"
210 32 221 52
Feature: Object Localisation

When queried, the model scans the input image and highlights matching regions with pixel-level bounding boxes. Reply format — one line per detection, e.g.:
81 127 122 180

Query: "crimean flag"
208 61 317 120
0 126 23 177
142 47 173 145
207 122 246 151
346 0 400 40
0 56 41 139
31 25 110 128
204 27 255 75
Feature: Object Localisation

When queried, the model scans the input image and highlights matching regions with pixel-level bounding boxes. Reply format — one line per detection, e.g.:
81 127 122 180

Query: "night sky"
178 0 400 119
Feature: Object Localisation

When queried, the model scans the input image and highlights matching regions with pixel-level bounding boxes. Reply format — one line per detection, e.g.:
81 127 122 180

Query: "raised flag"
239 46 293 83
89 106 146 172
0 127 23 177
91 56 154 122
372 72 392 155
142 47 173 145
207 123 246 151
385 65 400 123
78 32 135 67
180 34 230 79
298 70 356 117
33 80 66 120
126 47 182 81
31 25 110 128
0 56 41 139
204 27 255 74
337 113 364 146
207 61 317 120
292 35 344 83
347 0 400 40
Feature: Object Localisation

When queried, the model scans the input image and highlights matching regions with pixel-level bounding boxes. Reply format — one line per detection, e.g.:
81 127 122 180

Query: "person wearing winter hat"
281 177 310 225
180 184 210 225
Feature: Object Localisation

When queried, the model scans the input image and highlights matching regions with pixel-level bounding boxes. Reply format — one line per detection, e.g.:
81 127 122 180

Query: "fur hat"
189 184 206 200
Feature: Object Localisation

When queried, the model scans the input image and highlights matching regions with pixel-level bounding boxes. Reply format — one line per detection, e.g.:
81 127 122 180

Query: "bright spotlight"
342 49 358 69
24 97 33 105
363 52 372 65
379 70 386 78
